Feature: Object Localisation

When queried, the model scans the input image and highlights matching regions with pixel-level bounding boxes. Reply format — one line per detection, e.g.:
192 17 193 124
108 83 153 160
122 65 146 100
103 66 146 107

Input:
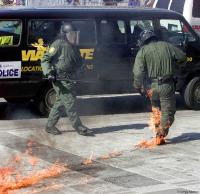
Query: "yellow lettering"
22 50 36 61
187 57 192 62
22 65 42 72
80 49 94 60
22 50 45 61
35 50 45 60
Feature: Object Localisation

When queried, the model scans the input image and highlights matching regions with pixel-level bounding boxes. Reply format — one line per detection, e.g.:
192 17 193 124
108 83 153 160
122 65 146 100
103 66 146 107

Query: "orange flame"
149 106 162 134
0 161 66 194
28 156 38 166
0 141 66 194
135 136 166 149
135 106 166 148
100 154 110 160
83 152 94 165
109 151 122 158
22 183 64 194
135 89 166 148
100 150 122 160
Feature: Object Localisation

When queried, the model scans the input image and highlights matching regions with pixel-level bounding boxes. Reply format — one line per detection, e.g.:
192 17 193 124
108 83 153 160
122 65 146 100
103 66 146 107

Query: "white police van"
153 0 200 35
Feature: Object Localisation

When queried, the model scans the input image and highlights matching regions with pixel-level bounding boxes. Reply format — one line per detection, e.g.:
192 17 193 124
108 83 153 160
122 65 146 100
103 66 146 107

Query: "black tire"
34 86 56 116
184 77 200 110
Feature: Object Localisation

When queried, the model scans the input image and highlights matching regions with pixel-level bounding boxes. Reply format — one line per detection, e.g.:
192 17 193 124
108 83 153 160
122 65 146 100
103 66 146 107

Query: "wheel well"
34 81 52 100
185 72 200 85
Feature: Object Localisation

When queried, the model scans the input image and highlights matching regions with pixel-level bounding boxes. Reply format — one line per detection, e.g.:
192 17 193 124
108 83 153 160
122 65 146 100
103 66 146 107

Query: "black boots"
45 125 91 136
74 124 92 136
156 128 169 138
45 126 62 135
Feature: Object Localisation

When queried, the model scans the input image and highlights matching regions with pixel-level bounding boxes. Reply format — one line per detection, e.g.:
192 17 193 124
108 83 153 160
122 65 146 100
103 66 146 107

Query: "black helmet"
61 22 76 34
139 30 158 47
60 23 79 44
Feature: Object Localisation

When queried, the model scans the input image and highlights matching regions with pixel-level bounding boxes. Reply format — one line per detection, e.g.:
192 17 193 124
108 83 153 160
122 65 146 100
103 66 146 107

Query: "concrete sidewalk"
0 110 200 194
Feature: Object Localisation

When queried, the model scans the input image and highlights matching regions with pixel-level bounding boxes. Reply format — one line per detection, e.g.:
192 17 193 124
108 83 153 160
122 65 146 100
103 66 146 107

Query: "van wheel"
34 86 56 116
184 77 200 110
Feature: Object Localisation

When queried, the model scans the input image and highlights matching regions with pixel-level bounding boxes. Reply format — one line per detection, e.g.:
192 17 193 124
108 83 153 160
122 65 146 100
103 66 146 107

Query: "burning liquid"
0 140 66 194
100 151 122 160
135 89 167 148
135 106 166 148
135 136 166 149
83 152 94 165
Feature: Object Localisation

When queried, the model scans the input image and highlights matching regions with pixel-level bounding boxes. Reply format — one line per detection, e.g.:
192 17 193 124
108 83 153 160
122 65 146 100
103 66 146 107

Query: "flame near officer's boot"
156 128 169 145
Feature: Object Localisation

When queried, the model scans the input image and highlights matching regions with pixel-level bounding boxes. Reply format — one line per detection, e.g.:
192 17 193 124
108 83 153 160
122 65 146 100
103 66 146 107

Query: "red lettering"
192 25 200 30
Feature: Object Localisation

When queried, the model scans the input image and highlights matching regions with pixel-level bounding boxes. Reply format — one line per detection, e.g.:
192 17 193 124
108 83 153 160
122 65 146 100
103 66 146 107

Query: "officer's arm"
41 40 59 76
170 44 187 67
67 45 84 75
71 46 83 70
133 49 146 90
74 47 83 69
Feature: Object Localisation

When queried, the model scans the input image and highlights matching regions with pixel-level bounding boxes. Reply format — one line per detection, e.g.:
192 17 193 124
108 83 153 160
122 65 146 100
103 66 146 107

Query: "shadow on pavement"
90 123 148 134
169 133 200 144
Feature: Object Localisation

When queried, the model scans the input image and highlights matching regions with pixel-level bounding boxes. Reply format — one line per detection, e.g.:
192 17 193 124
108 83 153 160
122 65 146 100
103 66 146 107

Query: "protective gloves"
47 73 56 82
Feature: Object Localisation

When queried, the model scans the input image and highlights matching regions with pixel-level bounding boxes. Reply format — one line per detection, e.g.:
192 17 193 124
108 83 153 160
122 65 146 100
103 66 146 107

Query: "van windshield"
192 0 200 18
170 0 185 14
158 19 196 45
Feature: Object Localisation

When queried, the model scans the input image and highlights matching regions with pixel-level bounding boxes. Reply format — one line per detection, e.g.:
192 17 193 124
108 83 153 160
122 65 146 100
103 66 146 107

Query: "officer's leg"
159 84 176 137
46 83 63 135
59 83 90 135
151 84 160 108
150 84 161 129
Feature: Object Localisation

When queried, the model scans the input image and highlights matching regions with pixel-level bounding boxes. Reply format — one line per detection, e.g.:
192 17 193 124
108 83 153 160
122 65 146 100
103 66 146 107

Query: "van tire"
34 86 56 116
184 77 200 110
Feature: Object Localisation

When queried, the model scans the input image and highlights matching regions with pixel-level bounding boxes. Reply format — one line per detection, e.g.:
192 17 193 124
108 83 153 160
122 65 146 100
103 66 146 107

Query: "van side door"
94 19 132 93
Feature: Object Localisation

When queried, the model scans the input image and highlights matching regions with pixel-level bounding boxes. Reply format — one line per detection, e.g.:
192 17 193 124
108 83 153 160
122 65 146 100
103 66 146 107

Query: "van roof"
0 7 183 19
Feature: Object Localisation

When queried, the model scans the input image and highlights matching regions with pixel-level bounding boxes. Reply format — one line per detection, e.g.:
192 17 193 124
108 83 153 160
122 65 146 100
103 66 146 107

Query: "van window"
28 19 96 46
159 19 196 44
130 20 153 46
170 0 185 14
0 20 22 46
192 0 200 18
28 20 59 45
71 20 96 45
100 20 126 45
156 0 170 9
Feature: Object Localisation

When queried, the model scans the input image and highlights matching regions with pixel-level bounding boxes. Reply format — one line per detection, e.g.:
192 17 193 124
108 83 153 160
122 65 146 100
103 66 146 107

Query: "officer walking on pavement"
133 30 187 141
41 22 91 136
